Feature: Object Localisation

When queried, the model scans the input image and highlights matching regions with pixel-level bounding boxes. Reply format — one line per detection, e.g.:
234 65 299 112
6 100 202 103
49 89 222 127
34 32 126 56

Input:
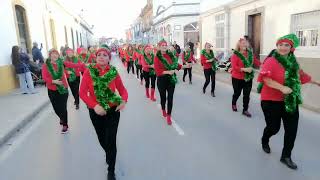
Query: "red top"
42 61 84 91
154 52 182 76
125 50 136 62
79 64 128 109
200 53 215 70
64 57 85 77
134 51 143 65
141 54 154 72
230 51 261 80
257 57 311 101
87 53 96 63
182 51 196 64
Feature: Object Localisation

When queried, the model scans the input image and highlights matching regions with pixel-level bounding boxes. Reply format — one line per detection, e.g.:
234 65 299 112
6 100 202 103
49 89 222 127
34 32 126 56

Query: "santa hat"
66 48 74 55
158 39 167 46
144 44 153 52
276 34 299 52
77 47 84 55
96 48 111 59
49 49 59 57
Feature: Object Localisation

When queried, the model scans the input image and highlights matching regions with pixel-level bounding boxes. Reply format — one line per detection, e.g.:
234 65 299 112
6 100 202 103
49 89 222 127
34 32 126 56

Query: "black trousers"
127 61 135 74
143 71 156 89
203 69 216 93
89 107 120 173
157 75 175 115
183 67 192 82
48 89 68 125
136 64 143 80
261 101 299 158
232 78 252 111
67 76 80 105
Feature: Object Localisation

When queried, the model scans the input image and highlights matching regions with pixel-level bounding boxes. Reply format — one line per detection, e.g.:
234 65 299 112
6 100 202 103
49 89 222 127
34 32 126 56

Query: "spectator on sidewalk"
32 42 44 64
11 45 36 94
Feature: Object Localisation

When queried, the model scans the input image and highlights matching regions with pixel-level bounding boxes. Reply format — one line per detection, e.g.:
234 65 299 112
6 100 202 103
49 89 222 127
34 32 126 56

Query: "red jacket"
64 57 85 78
134 51 143 65
125 50 136 62
154 53 182 76
182 51 196 64
141 54 154 72
79 64 128 109
257 57 311 101
230 51 261 80
42 61 84 91
200 53 216 70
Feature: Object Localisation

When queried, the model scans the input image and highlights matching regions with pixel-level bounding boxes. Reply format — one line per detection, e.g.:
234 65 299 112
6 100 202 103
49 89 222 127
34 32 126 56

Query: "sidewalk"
192 63 320 112
0 87 50 146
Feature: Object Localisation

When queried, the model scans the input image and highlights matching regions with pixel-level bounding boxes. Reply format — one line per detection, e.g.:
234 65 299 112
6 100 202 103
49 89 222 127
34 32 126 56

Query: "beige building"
200 0 320 111
0 0 94 94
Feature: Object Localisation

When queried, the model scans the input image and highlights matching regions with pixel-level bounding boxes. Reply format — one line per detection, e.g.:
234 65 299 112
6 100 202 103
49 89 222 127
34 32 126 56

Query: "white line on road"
156 104 185 136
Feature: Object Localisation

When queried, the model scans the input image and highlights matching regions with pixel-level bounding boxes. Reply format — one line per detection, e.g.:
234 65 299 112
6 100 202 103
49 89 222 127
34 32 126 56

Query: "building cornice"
153 13 200 26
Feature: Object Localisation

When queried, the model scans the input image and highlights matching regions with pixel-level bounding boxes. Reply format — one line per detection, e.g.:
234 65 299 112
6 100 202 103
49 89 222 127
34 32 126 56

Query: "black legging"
67 76 80 105
157 75 175 115
261 101 299 159
136 64 143 80
144 71 156 88
127 61 135 74
89 107 120 173
48 89 68 125
203 69 216 93
232 77 252 111
183 67 192 82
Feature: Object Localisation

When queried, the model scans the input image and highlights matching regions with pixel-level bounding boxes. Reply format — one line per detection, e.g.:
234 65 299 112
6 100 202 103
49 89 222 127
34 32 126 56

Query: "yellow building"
0 0 95 94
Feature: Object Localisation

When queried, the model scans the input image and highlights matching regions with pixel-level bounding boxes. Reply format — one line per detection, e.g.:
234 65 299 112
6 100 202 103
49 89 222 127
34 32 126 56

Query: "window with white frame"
291 10 320 47
215 13 225 48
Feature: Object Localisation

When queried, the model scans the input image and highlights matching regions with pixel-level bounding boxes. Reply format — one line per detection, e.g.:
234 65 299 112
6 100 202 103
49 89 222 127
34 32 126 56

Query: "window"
215 14 225 48
15 5 30 52
64 26 68 46
291 10 320 47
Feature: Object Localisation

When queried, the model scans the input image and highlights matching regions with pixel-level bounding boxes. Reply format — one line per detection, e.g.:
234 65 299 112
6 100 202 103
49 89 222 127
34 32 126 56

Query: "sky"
62 0 147 39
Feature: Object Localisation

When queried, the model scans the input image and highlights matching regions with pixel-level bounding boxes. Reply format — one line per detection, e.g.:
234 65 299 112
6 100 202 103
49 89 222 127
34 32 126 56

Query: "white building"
0 0 95 94
152 0 200 48
200 0 320 111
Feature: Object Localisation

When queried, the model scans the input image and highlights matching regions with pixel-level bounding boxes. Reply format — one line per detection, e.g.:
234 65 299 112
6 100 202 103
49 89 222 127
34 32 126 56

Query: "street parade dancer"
230 38 261 117
257 34 320 170
79 47 128 180
141 44 157 102
201 42 217 97
134 44 144 84
182 45 197 84
42 49 84 133
154 39 190 125
126 45 135 74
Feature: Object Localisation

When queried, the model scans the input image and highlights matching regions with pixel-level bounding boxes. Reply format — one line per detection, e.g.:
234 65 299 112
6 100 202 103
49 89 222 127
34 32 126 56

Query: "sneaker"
61 125 68 134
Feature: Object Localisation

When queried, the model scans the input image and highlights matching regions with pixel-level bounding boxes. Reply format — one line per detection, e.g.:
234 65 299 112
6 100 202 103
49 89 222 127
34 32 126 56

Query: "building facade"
200 0 320 111
0 0 95 94
152 0 200 48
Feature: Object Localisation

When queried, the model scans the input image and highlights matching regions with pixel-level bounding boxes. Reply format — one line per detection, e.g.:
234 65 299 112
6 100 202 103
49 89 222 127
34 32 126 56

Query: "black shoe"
262 144 271 154
75 104 79 110
107 172 116 180
203 88 206 94
189 81 192 85
242 111 252 118
211 92 216 97
280 158 298 170
183 79 185 82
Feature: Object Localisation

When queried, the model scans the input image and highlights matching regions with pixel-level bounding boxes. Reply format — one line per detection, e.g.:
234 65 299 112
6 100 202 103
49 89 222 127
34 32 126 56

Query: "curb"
0 100 50 147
